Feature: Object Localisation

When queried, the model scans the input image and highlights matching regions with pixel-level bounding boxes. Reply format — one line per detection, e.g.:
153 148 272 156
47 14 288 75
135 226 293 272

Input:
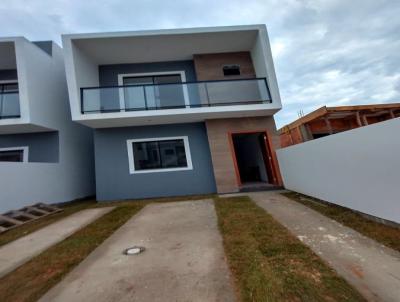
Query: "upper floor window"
0 81 20 118
223 65 241 76
0 146 28 162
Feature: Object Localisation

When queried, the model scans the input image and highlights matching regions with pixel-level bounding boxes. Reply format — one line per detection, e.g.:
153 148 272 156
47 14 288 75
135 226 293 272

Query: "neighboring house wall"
0 131 59 162
280 127 303 148
205 116 280 193
94 122 216 200
277 117 400 224
0 41 95 213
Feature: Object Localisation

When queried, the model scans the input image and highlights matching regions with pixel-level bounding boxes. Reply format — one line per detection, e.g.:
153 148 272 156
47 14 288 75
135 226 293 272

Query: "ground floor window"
126 136 192 174
0 146 28 162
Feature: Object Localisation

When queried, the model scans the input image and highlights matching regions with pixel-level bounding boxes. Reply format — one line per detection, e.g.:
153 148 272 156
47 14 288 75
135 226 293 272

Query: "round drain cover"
123 246 145 255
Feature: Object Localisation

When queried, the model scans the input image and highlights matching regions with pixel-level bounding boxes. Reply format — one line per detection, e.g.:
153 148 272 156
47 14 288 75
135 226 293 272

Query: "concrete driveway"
0 207 114 278
40 200 236 302
250 191 400 302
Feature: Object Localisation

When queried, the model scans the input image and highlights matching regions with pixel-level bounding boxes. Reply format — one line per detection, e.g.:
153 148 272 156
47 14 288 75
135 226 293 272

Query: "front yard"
0 194 371 301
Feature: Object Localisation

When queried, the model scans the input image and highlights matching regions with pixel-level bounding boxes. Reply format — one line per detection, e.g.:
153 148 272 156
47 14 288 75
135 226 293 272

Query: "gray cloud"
0 0 399 127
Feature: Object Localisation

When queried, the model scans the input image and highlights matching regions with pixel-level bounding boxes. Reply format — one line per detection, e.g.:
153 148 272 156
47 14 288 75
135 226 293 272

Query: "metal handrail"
80 77 272 114
81 77 269 90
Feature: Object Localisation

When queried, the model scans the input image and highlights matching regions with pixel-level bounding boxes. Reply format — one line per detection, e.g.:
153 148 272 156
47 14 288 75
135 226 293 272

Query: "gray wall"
33 41 53 56
0 131 59 162
277 117 400 224
0 69 17 81
94 122 216 201
98 60 197 85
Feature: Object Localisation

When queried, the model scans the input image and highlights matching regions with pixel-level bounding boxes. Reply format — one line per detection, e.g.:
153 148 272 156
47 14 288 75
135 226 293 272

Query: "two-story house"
0 37 94 212
62 25 282 201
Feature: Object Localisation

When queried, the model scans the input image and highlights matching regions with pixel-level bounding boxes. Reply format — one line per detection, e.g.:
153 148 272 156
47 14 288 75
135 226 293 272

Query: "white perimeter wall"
0 161 93 212
277 117 400 224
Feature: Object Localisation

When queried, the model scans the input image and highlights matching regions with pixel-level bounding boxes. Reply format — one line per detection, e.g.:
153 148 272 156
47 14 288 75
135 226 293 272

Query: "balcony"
81 78 271 114
0 91 20 119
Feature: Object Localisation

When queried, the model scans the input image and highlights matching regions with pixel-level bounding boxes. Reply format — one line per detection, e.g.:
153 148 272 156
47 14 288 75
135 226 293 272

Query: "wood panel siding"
193 52 256 81
205 117 281 193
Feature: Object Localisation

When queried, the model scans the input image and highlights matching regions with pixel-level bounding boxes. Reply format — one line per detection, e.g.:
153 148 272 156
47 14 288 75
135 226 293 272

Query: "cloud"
0 0 399 128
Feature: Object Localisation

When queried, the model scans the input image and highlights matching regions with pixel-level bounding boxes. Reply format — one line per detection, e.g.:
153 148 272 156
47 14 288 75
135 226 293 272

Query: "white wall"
0 39 95 213
0 161 92 212
250 27 282 108
11 39 31 125
277 118 400 224
62 38 99 120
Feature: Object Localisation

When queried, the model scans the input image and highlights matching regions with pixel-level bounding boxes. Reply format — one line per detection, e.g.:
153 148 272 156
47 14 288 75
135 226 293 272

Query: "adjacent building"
62 25 283 201
0 37 94 212
280 103 400 147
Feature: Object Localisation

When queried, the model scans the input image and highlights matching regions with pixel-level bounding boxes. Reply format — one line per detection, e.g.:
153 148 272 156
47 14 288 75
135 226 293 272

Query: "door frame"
228 130 282 187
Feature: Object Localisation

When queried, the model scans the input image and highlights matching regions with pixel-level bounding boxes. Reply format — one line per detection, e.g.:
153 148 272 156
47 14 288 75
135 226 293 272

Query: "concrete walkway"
0 207 114 278
40 200 236 302
250 191 400 302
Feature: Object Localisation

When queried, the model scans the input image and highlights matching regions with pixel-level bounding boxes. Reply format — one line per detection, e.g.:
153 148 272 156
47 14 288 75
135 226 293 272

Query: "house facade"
0 37 94 212
62 25 282 201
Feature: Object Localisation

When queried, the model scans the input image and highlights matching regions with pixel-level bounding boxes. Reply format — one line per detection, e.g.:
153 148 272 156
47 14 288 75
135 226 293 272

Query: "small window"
0 147 28 162
223 65 241 76
127 136 193 174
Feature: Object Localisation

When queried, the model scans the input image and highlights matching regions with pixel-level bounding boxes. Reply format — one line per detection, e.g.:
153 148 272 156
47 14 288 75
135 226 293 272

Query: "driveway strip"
250 191 400 302
0 207 114 278
39 200 236 302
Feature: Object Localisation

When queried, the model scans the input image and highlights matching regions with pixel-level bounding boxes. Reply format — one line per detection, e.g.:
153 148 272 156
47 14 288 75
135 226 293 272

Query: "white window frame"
117 71 190 111
0 146 29 162
126 136 193 174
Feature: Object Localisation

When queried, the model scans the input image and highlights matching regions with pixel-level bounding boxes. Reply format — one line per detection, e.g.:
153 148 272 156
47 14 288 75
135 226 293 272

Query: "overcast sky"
1 0 399 127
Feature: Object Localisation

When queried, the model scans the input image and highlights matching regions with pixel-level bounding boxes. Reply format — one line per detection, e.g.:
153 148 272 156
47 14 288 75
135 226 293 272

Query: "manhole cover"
123 246 145 255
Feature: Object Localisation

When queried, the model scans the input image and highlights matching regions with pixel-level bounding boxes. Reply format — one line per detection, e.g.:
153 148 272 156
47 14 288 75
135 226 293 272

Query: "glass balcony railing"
81 78 271 114
0 92 20 119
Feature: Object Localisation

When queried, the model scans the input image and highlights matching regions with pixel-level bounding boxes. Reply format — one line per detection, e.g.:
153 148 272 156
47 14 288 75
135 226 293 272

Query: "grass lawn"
282 191 400 253
0 194 211 302
214 196 365 302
